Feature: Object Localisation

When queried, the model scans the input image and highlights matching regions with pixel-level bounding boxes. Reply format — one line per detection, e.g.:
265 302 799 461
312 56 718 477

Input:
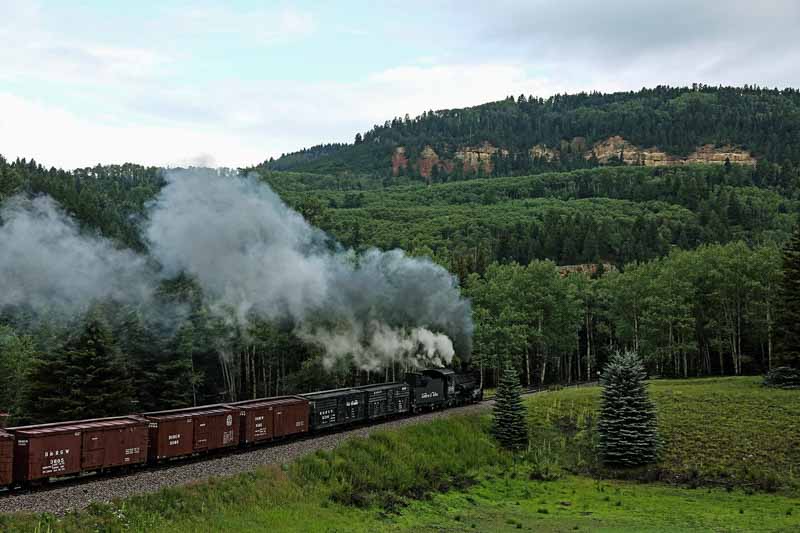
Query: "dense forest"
2 86 800 425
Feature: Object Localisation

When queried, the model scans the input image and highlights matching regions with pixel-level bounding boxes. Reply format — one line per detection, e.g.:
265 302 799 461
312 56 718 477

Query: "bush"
763 366 800 389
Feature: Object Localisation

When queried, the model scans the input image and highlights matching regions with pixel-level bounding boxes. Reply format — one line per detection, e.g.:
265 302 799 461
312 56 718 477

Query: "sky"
1 0 799 169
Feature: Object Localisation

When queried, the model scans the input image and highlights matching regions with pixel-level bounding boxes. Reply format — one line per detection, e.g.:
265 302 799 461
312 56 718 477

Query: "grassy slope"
527 377 800 491
3 377 799 532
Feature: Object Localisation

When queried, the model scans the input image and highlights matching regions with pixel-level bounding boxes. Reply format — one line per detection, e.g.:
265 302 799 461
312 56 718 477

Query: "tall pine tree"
491 364 528 451
26 308 135 423
776 224 800 368
597 350 659 467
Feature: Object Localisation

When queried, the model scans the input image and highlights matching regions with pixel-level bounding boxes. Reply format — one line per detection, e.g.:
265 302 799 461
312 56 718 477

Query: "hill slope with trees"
262 85 800 186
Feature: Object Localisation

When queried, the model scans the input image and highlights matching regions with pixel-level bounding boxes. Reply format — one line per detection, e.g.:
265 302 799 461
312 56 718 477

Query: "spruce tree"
491 364 528 451
597 350 659 467
776 224 800 368
26 309 135 423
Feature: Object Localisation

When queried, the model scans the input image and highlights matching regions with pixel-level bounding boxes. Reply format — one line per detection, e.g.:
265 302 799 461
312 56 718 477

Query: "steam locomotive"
0 369 482 490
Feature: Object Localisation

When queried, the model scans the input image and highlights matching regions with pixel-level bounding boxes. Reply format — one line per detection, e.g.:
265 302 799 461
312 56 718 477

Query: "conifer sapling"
597 350 659 467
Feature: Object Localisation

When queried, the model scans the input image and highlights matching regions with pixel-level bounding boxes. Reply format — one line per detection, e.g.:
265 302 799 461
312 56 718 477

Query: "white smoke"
0 195 156 315
0 169 473 370
145 169 472 368
297 322 455 371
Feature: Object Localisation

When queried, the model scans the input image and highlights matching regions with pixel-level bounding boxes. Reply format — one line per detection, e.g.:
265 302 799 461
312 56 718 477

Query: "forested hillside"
2 86 800 425
263 85 800 185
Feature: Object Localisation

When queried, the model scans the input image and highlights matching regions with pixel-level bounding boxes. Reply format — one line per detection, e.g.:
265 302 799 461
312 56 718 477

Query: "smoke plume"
145 169 472 368
0 169 472 369
0 195 156 316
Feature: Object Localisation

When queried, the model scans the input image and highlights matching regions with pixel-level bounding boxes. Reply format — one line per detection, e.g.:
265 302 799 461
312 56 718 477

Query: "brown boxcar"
143 405 239 461
0 429 13 487
231 396 309 445
8 416 148 483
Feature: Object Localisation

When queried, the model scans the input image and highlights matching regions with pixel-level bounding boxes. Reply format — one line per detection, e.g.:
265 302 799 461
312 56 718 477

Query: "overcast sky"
2 0 799 169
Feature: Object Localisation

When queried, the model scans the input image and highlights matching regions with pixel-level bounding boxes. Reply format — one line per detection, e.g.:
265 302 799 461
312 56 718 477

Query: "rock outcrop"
685 144 756 166
391 146 409 176
391 136 756 177
585 136 756 167
530 144 560 162
417 145 440 180
454 142 507 175
557 263 618 277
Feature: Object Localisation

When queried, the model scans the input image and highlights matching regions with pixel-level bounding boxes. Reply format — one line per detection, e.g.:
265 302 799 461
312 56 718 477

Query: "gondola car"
302 388 366 430
356 382 410 419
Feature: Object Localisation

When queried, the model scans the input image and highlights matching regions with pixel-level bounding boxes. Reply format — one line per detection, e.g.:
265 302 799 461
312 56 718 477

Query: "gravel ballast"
0 402 492 515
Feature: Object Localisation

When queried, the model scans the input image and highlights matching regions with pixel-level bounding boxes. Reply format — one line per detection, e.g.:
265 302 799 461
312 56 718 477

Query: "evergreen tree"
491 363 528 451
597 350 659 467
25 309 135 423
776 225 800 368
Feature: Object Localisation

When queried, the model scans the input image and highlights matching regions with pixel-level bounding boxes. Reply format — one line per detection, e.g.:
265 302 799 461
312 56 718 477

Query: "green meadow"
3 377 798 532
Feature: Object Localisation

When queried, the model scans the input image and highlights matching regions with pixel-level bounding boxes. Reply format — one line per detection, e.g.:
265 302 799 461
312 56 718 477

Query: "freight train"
0 369 481 490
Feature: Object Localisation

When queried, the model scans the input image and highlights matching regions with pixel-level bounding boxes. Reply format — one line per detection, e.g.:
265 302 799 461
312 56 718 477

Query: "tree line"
466 242 783 388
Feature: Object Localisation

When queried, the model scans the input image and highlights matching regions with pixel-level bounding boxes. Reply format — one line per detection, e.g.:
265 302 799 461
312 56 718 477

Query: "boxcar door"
81 430 106 470
193 416 209 451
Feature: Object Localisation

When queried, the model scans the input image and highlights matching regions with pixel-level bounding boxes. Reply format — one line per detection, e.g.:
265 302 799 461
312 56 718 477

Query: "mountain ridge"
261 85 800 180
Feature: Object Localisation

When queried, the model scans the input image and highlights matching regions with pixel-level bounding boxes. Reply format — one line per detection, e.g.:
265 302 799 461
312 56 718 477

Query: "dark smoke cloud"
145 169 472 368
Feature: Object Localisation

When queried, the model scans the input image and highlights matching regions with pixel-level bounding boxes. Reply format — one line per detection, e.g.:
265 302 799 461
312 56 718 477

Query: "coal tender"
405 371 446 411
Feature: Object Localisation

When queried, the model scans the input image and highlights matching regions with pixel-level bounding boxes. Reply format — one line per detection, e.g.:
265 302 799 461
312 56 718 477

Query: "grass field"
526 377 800 491
2 376 799 532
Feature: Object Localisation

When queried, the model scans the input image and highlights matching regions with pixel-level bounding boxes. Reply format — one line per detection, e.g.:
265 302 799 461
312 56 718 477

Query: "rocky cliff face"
454 142 507 175
391 146 409 176
686 144 756 166
392 136 756 177
585 136 756 167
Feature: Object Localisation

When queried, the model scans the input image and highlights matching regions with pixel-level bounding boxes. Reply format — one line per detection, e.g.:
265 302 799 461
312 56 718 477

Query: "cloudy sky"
1 0 799 169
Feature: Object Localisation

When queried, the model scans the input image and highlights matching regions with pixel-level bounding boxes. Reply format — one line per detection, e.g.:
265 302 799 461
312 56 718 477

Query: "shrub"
763 366 800 389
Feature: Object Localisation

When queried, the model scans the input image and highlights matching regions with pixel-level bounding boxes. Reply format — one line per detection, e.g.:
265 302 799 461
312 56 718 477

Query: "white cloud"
0 92 266 168
0 62 563 168
2 1 799 169
170 5 315 44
